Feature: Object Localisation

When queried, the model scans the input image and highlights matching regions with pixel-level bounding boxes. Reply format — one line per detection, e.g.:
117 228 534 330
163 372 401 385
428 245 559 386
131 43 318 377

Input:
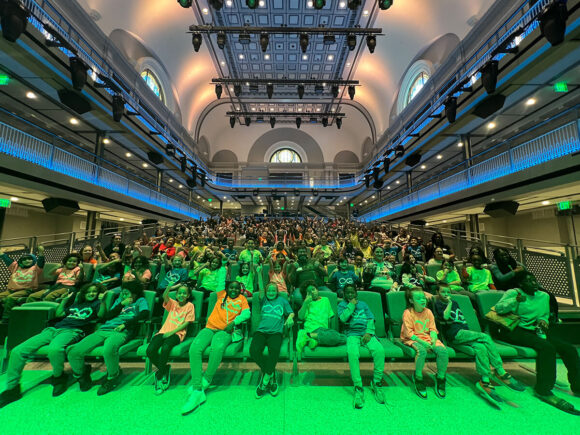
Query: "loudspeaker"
141 219 158 225
57 89 92 114
405 153 421 167
147 151 163 165
472 94 506 119
484 200 519 217
42 197 79 215
411 219 427 226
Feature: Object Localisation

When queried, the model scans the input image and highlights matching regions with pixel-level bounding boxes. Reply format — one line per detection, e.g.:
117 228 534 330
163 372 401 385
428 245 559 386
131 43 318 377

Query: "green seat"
476 291 537 358
82 263 95 283
425 264 442 279
40 263 60 285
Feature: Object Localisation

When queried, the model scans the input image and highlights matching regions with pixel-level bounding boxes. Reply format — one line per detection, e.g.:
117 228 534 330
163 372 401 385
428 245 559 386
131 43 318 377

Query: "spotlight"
178 0 193 7
322 117 328 127
539 2 567 46
246 0 258 8
444 97 457 123
215 84 222 99
323 34 335 44
191 33 202 52
312 189 318 197
267 83 274 99
348 0 361 10
300 33 309 53
348 85 355 100
332 85 339 98
112 95 124 122
186 177 197 188
372 168 383 189
314 0 326 9
230 116 236 128
253 189 259 196
378 0 393 10
336 117 342 129
347 33 357 51
296 117 302 129
200 172 206 187
245 116 251 126
383 158 390 175
216 31 226 49
238 33 251 44
166 144 176 157
270 117 276 128
395 145 404 157
0 0 28 43
364 174 371 188
297 84 305 99
180 156 187 173
481 60 498 94
209 0 224 9
366 35 376 53
69 57 87 91
260 33 269 52
234 84 241 97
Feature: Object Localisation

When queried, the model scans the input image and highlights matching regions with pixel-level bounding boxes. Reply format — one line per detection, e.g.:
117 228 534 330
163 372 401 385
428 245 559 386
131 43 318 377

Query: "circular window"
406 71 430 106
270 148 302 163
141 69 165 103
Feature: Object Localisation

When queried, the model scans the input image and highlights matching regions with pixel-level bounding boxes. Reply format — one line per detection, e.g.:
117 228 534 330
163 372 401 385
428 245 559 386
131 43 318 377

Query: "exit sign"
0 74 9 86
0 198 11 208
554 81 568 93
558 201 572 210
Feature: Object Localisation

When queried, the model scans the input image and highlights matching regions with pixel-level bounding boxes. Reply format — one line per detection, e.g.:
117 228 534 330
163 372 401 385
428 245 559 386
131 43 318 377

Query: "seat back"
450 294 481 332
318 290 339 330
386 291 408 337
40 262 60 284
82 263 94 283
230 263 240 280
7 304 59 350
357 291 386 338
425 264 441 279
475 291 504 317
260 263 271 283
140 245 153 258
142 290 156 321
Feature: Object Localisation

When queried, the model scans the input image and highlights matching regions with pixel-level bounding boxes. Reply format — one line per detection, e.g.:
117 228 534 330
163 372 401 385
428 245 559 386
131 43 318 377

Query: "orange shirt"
206 290 249 331
401 307 443 347
158 298 195 341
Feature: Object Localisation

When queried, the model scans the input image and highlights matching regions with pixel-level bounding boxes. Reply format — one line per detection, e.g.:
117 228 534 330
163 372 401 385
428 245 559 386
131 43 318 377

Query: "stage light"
322 117 328 127
444 97 457 123
323 34 335 44
383 158 390 175
364 174 370 188
300 33 309 53
245 116 251 126
378 0 393 10
0 0 28 42
336 117 342 129
332 85 339 98
366 35 376 53
348 85 355 100
296 117 302 129
539 2 567 46
112 95 124 122
260 33 269 52
178 0 193 7
166 144 176 157
297 84 305 99
347 33 357 51
180 156 187 173
267 83 274 99
481 60 499 94
217 31 226 49
69 57 87 91
234 84 241 97
192 33 202 52
395 145 404 157
215 84 222 99
314 0 326 9
230 116 236 128
348 0 361 10
270 117 276 128
372 168 383 189
246 0 258 8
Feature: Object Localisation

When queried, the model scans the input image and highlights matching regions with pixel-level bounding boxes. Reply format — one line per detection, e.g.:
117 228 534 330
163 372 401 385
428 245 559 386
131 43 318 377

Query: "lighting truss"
212 78 359 86
188 25 382 37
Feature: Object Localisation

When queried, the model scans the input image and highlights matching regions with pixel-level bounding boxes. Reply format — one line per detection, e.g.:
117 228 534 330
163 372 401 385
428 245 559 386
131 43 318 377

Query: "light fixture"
348 85 355 100
245 116 251 126
202 8 209 14
332 85 339 98
299 33 309 53
314 0 326 9
142 163 149 168
191 33 203 52
542 200 550 205
112 95 124 122
436 154 442 159
457 142 463 147
270 117 276 128
487 122 496 129
336 117 342 129
339 1 346 8
296 117 302 129
26 91 37 99
0 1 28 42
215 84 222 99
178 184 183 188
383 158 390 175
264 54 270 60
69 57 87 91
169 179 174 183
230 116 236 128
209 0 224 9
481 60 499 94
323 34 335 44
420 164 426 169
539 2 568 47
246 0 258 9
180 156 187 173
378 0 393 10
69 118 79 125
322 117 328 127
267 83 274 99
260 33 269 52
327 54 334 61
103 138 111 144
239 54 245 60
125 152 132 157
297 84 305 99
234 84 241 96
366 35 376 53
347 33 357 51
525 98 536 106
444 97 457 123
217 31 226 49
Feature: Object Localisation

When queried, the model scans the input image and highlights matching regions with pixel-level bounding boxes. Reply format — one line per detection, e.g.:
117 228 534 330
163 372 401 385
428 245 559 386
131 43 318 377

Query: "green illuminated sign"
350 203 354 207
207 198 212 202
258 177 263 181
0 198 11 208
554 81 568 93
0 75 10 86
558 201 571 210
281 207 285 210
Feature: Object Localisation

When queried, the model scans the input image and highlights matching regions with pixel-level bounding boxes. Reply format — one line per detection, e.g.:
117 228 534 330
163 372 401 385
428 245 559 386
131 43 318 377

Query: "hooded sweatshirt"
1 253 45 291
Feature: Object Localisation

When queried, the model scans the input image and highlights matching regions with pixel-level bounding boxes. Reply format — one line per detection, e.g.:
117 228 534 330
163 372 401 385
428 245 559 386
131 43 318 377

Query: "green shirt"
304 297 334 333
496 289 549 330
239 249 262 265
466 266 494 292
436 269 464 291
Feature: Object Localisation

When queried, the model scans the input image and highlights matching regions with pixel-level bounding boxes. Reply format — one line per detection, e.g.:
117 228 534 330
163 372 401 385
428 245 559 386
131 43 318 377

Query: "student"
235 261 257 297
147 283 195 395
156 254 188 294
221 238 238 262
27 253 84 302
403 237 425 263
461 255 496 302
399 255 435 291
67 281 149 396
195 253 228 296
296 282 346 358
251 283 294 399
338 284 385 409
268 260 288 294
238 238 263 265
436 260 464 292
122 256 152 287
401 287 448 399
0 283 106 407
183 281 250 415
494 272 580 415
92 258 123 290
0 246 45 321
490 247 526 290
433 284 525 403
328 257 360 298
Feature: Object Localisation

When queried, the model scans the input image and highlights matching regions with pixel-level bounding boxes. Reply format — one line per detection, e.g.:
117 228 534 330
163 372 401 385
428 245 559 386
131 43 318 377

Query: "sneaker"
492 371 526 392
0 386 22 409
353 386 365 409
154 371 164 396
182 389 206 415
269 372 279 397
201 376 211 391
371 380 385 404
476 380 503 404
296 333 309 358
51 373 69 397
435 376 446 399
77 364 92 392
256 373 268 399
97 370 122 396
412 374 427 399
161 365 171 391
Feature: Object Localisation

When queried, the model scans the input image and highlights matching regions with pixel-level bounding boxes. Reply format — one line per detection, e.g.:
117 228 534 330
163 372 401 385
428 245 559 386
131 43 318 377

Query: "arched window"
141 69 165 103
406 71 429 106
270 148 302 163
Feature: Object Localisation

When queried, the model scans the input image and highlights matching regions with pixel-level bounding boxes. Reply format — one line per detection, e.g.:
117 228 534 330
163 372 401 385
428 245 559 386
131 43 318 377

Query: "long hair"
61 253 81 268
493 247 518 273
76 282 106 304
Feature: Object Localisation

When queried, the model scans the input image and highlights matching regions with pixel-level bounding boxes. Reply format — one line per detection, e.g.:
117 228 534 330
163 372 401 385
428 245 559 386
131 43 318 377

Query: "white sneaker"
202 376 211 391
182 389 206 415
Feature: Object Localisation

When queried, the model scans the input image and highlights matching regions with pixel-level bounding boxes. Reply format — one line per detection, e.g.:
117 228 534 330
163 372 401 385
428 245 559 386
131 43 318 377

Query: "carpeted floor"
1 360 579 434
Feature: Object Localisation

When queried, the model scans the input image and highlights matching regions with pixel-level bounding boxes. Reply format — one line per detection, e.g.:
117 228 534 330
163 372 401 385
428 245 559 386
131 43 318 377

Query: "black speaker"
405 153 421 167
42 197 80 215
147 151 163 165
141 219 158 225
484 200 519 217
411 219 427 226
57 89 92 114
472 94 506 119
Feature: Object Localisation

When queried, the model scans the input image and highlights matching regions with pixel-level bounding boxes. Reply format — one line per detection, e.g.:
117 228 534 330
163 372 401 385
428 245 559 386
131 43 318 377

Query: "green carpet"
1 361 579 434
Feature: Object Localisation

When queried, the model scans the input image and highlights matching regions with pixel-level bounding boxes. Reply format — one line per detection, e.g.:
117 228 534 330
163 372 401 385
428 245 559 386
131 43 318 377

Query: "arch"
333 150 360 164
212 149 238 164
361 137 374 160
197 135 210 160
270 148 302 163
247 129 324 164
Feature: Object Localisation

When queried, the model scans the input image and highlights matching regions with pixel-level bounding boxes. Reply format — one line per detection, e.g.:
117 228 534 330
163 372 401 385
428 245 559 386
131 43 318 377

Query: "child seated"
156 254 188 294
183 281 250 415
436 260 464 292
401 287 448 399
147 283 195 395
433 285 525 402
461 255 496 302
268 259 288 294
0 246 45 321
250 283 294 399
27 253 83 302
0 283 105 408
328 257 360 298
338 284 385 409
296 282 346 358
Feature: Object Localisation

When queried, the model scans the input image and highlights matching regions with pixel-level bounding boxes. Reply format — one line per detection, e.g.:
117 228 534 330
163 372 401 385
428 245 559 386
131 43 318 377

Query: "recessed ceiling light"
10 196 18 201
197 195 200 198
364 200 368 203
526 98 536 106
178 184 183 188
270 107 275 111
220 61 225 66
387 186 390 189
169 179 173 183
346 62 351 67
239 54 244 60
457 142 463 147
436 154 442 159
125 152 132 158
226 0 232 6
420 165 426 169
298 108 302 112
363 10 369 16
487 122 496 129
307 0 313 7
259 0 265 6
103 138 110 144
120 218 125 221
425 222 430 226
443 220 447 223
202 8 209 14
251 107 256 111
26 91 37 99
339 1 346 8
542 200 550 205
264 54 270 60
142 163 148 168
396 180 400 184
223 196 226 199
372 195 375 198
302 54 308 60
69 118 79 125
327 55 334 61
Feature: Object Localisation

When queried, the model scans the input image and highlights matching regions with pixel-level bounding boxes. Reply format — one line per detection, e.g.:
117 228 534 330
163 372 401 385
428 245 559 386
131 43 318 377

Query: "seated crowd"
0 217 578 415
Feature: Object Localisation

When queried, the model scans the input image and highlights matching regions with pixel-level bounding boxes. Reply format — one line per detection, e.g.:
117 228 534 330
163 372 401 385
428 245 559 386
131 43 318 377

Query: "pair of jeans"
410 341 448 378
188 328 232 390
452 329 503 378
346 335 385 387
146 333 181 375
67 329 129 378
249 331 283 375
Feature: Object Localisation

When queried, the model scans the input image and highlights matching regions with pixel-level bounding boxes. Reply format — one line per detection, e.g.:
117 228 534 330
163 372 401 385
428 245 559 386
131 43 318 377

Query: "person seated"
0 283 106 408
426 232 453 262
122 255 151 288
401 287 448 399
338 284 385 409
79 245 97 265
238 238 263 265
461 254 496 303
92 257 123 290
287 246 330 306
194 253 228 297
312 235 335 262
182 281 250 415
353 254 365 281
359 238 373 260
363 246 398 293
490 247 526 291
27 253 84 303
403 236 426 263
494 272 580 415
433 284 525 404
400 255 435 294
341 240 363 264
268 259 288 294
153 237 176 259
221 238 238 262
436 260 464 292
394 227 410 245
296 282 346 358
67 280 149 396
328 257 360 298
383 240 401 259
156 254 188 295
0 245 45 321
427 247 445 266
100 234 126 262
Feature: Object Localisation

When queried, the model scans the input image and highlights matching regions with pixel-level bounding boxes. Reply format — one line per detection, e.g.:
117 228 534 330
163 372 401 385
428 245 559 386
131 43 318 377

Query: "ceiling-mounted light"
246 0 258 9
215 84 222 99
366 35 376 53
323 34 335 44
297 84 305 99
347 33 357 51
348 0 361 10
260 33 269 52
234 84 241 97
383 158 390 175
314 0 326 9
539 2 568 46
270 117 276 128
336 117 342 129
245 116 251 126
230 116 236 128
395 145 404 157
69 57 87 91
296 117 302 129
314 84 324 95
444 97 457 123
300 33 309 53
191 33 202 52
481 60 499 94
238 32 251 44
216 31 226 49
378 0 393 10
322 117 328 127
267 83 274 99
180 156 187 173
331 85 339 98
178 0 193 7
348 85 355 100
0 1 29 43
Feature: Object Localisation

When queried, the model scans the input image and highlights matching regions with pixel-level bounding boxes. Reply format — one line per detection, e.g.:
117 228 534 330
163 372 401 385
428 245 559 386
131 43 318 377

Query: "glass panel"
140 69 164 103
270 148 301 163
406 72 429 106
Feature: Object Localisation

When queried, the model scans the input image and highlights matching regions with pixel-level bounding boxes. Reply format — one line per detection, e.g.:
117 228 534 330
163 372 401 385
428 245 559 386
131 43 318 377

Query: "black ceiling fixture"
147 151 163 165
189 25 382 37
322 117 328 127
180 156 187 172
336 117 342 129
481 60 499 94
297 84 305 99
238 32 251 44
186 177 197 188
366 35 376 53
267 83 274 99
166 144 176 157
348 85 356 100
112 95 124 122
332 85 339 98
260 33 269 52
0 0 29 43
215 84 222 99
405 153 421 167
372 168 383 189
383 158 390 175
314 0 326 10
216 31 226 49
394 145 405 158
300 33 309 53
444 96 457 123
244 116 251 126
364 174 371 188
347 33 357 51
209 0 224 10
348 0 361 10
234 84 241 97
69 57 87 91
539 2 567 46
296 117 302 129
270 117 276 128
177 0 193 8
229 116 235 128
378 0 393 10
191 33 202 52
